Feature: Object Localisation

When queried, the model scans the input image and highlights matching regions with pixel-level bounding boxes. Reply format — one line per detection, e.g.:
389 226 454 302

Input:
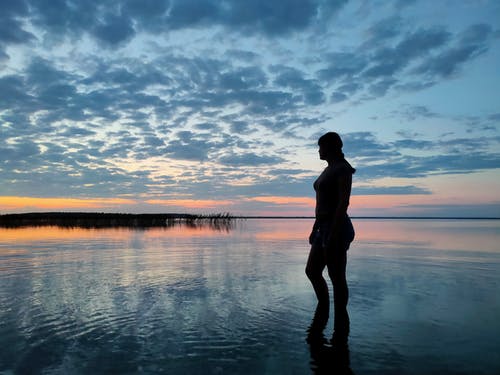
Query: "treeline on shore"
0 212 234 229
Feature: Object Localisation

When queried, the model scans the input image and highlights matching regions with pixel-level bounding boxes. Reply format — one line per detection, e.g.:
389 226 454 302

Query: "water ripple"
1 221 500 374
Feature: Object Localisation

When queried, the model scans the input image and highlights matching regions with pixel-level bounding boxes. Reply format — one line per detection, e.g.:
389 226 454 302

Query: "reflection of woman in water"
306 132 355 344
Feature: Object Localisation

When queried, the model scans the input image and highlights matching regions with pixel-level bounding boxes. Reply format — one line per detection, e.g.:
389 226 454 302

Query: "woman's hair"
318 132 344 159
318 132 356 173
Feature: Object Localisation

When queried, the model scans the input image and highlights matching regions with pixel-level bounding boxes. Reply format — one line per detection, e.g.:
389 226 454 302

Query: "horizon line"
1 212 499 220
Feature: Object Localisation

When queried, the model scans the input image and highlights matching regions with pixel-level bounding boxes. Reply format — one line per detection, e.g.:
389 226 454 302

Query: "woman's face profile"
318 144 327 160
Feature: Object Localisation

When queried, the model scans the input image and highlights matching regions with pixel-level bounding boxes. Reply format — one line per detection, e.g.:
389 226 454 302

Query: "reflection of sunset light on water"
0 226 119 242
142 225 234 238
2 219 498 254
0 226 232 244
0 226 234 288
1 221 498 373
352 219 500 253
249 219 312 241
235 219 500 254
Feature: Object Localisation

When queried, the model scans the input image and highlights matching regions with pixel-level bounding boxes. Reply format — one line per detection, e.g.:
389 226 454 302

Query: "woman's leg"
305 240 329 306
327 249 349 337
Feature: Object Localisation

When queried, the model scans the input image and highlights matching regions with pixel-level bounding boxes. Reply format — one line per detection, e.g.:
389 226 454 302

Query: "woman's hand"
309 230 316 245
309 220 319 245
323 232 340 249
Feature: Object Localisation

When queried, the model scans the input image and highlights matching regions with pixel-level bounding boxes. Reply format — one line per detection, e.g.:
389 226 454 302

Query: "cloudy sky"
1 0 499 217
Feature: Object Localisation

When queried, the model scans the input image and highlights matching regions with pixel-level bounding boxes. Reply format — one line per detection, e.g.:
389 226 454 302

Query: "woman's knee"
327 266 346 284
305 265 322 280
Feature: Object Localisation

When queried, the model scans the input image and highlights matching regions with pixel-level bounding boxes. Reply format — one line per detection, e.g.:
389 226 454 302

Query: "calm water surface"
1 219 499 374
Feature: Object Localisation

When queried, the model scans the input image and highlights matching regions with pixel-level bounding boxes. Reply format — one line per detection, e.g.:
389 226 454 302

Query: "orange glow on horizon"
2 192 490 216
247 196 315 206
0 194 436 216
0 196 136 211
349 194 441 210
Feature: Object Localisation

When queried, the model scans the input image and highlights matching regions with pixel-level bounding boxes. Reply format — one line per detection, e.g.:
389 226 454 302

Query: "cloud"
4 0 348 50
0 75 36 110
363 27 451 79
330 92 348 103
92 14 136 46
316 21 495 101
164 131 224 161
353 186 432 195
393 105 439 121
364 16 403 45
218 66 268 91
343 132 397 160
146 199 234 209
391 139 434 150
81 62 171 92
414 46 484 79
343 132 500 180
0 140 40 165
317 52 368 83
272 66 325 105
127 0 170 15
30 0 98 38
460 23 493 45
227 120 254 135
0 47 8 61
217 152 285 167
424 152 500 175
0 18 36 45
58 126 97 138
175 0 348 36
395 202 500 218
0 0 34 46
0 0 498 215
413 23 493 78
167 0 220 30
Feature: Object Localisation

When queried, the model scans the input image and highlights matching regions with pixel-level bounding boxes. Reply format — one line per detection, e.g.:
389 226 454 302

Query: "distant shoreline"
0 212 498 228
237 216 500 220
0 212 234 229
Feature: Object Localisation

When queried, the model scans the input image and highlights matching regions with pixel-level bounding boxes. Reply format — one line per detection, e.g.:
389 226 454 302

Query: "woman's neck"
327 157 342 166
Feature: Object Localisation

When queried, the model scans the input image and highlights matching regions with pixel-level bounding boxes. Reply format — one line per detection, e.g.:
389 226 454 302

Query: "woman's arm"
309 219 319 245
327 172 352 246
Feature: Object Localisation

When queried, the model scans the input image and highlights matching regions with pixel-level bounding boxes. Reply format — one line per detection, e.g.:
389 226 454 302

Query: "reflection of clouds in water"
1 219 499 373
2 224 306 371
348 246 500 373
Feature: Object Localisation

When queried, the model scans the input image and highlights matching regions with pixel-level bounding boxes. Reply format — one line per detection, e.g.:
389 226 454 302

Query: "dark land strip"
1 212 497 229
0 212 234 230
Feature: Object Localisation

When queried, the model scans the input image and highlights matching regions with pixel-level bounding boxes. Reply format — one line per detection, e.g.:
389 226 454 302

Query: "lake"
1 219 499 374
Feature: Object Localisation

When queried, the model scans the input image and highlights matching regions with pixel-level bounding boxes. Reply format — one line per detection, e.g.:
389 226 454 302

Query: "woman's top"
313 160 355 220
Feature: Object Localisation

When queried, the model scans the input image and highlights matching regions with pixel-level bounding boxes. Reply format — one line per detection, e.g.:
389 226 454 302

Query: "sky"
1 0 499 217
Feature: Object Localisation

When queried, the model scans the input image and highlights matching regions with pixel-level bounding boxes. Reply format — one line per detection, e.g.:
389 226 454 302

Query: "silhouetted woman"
306 132 355 344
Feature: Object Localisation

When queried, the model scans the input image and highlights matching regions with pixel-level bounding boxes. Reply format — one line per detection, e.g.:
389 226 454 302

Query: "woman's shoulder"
334 160 355 175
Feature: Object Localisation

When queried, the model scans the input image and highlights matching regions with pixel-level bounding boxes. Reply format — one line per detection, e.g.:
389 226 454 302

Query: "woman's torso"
314 160 353 220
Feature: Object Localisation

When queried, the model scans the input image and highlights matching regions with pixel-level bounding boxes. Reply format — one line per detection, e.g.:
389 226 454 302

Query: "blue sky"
1 0 499 216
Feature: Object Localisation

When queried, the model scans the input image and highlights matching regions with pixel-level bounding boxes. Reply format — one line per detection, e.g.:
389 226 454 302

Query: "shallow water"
1 219 499 374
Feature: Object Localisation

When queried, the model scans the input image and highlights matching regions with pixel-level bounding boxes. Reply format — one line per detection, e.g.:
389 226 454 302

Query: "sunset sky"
1 0 499 217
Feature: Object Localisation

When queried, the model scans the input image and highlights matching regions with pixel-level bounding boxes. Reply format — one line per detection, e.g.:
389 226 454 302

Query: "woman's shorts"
312 216 355 251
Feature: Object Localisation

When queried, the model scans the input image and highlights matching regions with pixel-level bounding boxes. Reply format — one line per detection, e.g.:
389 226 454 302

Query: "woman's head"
318 132 344 161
